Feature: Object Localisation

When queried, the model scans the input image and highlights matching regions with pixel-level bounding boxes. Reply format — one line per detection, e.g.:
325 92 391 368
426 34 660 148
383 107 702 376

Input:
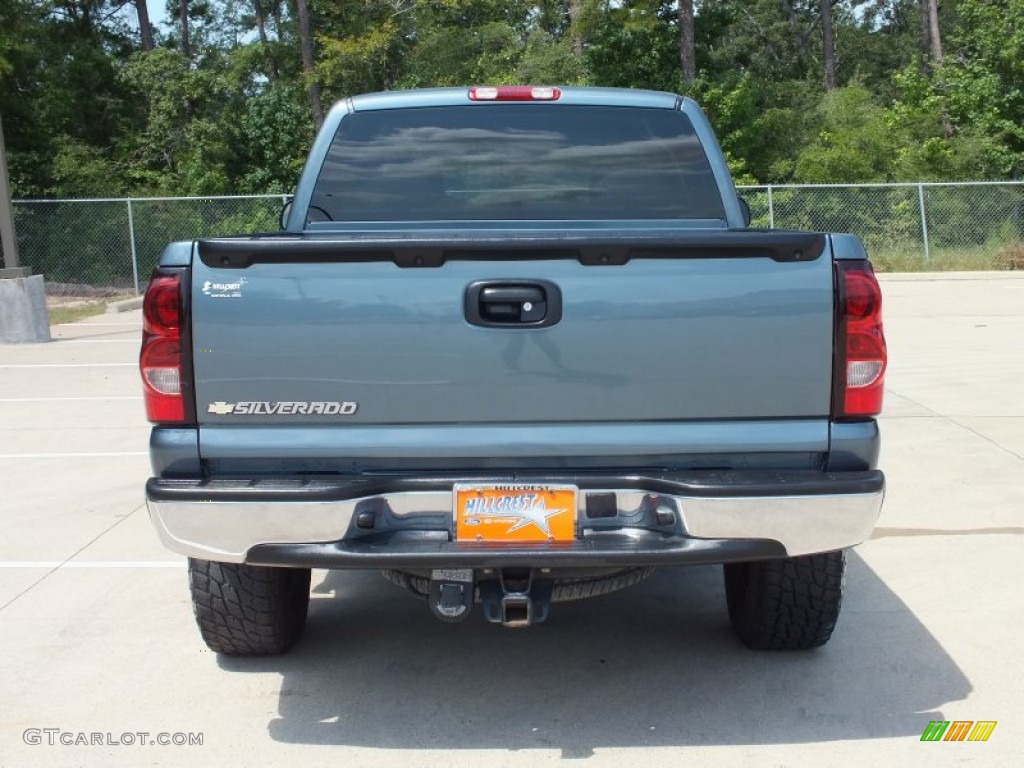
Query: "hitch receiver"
480 569 554 628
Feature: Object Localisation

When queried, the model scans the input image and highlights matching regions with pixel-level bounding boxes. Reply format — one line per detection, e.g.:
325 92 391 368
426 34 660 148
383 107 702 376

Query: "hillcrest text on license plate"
454 484 578 543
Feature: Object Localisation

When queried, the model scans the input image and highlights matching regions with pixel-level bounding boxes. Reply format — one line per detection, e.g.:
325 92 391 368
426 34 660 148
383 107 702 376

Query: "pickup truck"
141 85 886 656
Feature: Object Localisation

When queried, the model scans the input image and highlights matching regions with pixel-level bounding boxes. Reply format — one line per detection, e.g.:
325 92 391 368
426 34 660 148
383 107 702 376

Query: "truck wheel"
723 550 845 650
188 558 310 656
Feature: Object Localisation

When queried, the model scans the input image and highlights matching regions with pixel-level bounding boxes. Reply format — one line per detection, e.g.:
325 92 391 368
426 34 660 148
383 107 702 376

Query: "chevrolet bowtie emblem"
207 402 235 415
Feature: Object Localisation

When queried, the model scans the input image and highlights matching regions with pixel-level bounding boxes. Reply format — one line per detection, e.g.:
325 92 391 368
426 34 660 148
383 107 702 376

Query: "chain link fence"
739 182 1024 271
8 195 287 294
8 182 1024 292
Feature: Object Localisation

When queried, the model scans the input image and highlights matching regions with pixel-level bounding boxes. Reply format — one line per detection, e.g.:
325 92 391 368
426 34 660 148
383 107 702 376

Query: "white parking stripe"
0 397 142 402
0 562 185 568
55 322 140 327
0 363 136 369
0 452 148 458
58 339 138 344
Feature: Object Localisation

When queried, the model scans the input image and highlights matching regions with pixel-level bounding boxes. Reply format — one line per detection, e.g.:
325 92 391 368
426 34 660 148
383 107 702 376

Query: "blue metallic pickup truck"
140 86 886 655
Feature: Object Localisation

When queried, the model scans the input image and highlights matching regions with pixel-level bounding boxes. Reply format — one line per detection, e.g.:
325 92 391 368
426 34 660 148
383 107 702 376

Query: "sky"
147 1 168 29
119 2 170 33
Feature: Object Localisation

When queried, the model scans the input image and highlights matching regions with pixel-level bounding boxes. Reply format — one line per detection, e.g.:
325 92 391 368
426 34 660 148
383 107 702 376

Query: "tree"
179 0 191 58
251 0 279 79
679 0 695 84
134 0 155 52
927 0 942 63
569 0 584 57
919 0 943 67
822 0 836 90
2 0 1022 199
795 86 897 182
295 0 323 130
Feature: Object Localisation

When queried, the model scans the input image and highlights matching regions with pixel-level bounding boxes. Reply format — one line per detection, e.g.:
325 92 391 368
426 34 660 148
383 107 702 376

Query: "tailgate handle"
465 280 562 328
481 286 544 322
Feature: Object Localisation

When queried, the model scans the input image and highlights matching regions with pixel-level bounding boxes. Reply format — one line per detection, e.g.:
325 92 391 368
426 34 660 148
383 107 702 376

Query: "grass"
48 301 109 326
869 242 1024 272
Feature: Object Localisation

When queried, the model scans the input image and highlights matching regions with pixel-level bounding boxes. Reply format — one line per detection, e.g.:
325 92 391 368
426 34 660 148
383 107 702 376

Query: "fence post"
767 185 775 229
127 198 140 295
917 183 931 265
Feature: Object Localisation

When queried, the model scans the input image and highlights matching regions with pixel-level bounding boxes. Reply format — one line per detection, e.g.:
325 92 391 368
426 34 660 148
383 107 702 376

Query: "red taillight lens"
141 273 186 423
143 275 181 334
468 86 561 101
836 261 886 419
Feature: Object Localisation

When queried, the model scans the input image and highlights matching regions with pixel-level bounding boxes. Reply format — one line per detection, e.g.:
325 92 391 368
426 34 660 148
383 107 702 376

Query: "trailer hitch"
479 569 554 628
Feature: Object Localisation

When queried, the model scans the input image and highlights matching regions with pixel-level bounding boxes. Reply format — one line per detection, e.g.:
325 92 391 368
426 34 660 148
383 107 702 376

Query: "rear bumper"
146 470 884 567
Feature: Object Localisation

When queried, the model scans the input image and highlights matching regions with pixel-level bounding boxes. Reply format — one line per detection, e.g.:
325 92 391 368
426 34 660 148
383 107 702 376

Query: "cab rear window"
309 105 725 223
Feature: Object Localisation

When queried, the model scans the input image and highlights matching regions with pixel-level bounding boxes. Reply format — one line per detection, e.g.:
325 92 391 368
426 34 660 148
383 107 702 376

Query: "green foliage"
0 0 31 78
49 136 122 196
3 0 1024 198
237 85 311 193
398 20 523 87
586 1 680 92
694 75 819 182
795 86 897 182
315 6 404 98
516 29 588 84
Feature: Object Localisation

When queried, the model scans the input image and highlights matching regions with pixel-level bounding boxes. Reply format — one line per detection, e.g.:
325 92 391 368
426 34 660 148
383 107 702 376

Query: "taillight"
141 273 186 422
834 260 887 419
468 86 561 101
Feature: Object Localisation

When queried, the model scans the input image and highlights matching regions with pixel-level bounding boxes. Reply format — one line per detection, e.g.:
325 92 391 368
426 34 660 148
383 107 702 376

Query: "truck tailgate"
190 233 834 454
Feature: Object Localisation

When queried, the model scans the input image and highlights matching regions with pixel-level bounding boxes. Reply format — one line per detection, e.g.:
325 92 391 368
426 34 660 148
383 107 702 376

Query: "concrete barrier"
0 273 51 343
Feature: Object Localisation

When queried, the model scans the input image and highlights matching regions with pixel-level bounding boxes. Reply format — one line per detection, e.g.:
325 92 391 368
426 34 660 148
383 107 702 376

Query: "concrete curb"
107 297 143 313
878 270 1024 281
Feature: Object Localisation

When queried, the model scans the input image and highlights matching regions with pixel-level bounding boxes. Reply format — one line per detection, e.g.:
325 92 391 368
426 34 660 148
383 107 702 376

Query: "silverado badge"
206 401 358 415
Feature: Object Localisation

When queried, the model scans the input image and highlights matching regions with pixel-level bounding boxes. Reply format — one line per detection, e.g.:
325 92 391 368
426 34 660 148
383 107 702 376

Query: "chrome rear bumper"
146 470 884 566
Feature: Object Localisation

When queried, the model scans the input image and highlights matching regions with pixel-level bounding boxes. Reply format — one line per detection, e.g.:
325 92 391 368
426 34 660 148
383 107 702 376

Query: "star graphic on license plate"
493 501 569 537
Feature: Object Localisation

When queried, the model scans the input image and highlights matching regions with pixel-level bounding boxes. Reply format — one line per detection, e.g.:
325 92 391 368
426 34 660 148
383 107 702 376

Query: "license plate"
454 484 578 543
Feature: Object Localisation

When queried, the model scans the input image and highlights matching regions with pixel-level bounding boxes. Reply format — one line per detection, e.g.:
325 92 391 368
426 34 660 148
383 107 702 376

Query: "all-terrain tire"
723 550 845 651
188 558 311 656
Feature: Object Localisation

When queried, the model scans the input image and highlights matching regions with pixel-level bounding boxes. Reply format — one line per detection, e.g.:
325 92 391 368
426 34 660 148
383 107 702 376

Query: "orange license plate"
454 484 578 543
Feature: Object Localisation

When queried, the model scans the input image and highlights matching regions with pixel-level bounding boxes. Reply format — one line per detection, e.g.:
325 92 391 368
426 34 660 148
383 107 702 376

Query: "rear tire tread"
189 558 310 656
724 550 845 651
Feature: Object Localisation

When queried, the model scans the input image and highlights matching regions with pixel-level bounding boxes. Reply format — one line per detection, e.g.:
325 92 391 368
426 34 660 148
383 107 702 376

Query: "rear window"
309 105 725 223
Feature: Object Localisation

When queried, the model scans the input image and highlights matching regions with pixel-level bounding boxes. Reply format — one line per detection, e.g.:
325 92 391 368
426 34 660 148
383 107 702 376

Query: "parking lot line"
55 322 140 327
0 396 142 402
0 451 148 458
0 561 184 568
58 339 139 344
0 362 137 369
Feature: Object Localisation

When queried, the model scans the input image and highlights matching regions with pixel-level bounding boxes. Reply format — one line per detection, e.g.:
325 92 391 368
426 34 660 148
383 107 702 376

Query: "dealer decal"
207 401 358 416
201 278 247 298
